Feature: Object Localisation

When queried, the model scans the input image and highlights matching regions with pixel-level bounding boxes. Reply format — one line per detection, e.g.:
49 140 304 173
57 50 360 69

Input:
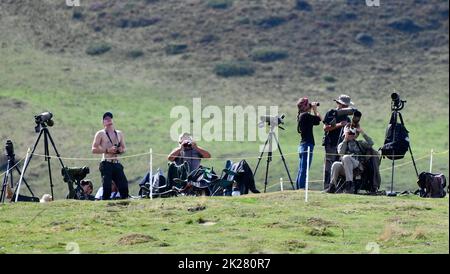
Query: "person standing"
92 112 129 200
322 95 353 190
296 97 322 189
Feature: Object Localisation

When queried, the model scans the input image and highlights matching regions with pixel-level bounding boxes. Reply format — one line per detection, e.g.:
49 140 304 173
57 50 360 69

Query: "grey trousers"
323 145 340 189
330 155 360 186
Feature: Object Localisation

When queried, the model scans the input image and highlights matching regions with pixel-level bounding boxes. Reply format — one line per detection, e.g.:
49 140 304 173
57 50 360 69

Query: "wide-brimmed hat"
334 94 354 106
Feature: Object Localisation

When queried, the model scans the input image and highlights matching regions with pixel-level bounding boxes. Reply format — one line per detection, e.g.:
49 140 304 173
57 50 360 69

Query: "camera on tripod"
259 114 286 130
391 92 407 111
5 140 14 159
61 167 90 200
62 166 90 184
34 112 54 133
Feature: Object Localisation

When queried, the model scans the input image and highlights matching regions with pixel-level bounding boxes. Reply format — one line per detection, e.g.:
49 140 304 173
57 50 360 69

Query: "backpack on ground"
416 172 447 198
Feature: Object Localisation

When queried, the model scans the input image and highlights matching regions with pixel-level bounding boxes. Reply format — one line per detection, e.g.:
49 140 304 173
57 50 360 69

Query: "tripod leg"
254 136 270 176
13 166 34 197
46 129 68 170
44 131 55 200
388 111 397 196
12 130 44 199
264 149 272 194
1 161 11 203
398 113 419 177
273 133 295 190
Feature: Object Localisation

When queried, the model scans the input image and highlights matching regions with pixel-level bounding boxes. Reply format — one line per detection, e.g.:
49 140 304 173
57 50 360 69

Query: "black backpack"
416 172 447 198
380 122 410 160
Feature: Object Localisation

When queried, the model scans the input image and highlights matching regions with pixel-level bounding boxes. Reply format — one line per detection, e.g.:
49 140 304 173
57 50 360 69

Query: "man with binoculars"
91 112 129 200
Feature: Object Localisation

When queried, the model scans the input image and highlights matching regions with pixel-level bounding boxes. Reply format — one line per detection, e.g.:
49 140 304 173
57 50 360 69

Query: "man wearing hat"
321 95 353 190
91 112 129 200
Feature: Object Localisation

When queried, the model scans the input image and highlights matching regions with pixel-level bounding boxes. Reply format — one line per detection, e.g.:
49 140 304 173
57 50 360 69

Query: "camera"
391 92 406 111
259 114 286 130
351 110 362 128
113 144 122 154
34 112 54 132
328 108 361 127
182 142 192 148
62 166 90 183
5 140 14 158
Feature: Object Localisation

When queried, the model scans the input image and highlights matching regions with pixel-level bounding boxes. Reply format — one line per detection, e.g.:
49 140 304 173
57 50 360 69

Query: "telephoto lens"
5 140 14 157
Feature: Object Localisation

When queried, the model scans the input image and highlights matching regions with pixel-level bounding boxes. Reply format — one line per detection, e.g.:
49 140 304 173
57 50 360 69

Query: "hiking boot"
344 181 355 194
325 184 336 193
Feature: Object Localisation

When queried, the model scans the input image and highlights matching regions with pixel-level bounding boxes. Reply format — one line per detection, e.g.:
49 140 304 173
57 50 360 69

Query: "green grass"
0 0 448 254
0 191 447 254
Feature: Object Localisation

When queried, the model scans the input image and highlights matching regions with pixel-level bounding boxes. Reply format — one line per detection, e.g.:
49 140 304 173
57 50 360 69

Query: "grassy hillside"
0 191 448 254
0 0 448 199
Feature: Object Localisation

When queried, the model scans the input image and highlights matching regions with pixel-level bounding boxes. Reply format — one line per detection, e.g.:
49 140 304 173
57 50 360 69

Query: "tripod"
254 125 295 193
13 125 68 201
387 109 419 196
1 149 35 203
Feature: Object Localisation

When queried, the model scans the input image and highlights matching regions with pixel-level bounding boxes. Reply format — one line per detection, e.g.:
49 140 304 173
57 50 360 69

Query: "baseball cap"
103 112 113 120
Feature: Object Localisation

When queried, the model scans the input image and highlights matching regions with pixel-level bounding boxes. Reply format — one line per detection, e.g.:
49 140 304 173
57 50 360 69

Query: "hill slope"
0 0 448 198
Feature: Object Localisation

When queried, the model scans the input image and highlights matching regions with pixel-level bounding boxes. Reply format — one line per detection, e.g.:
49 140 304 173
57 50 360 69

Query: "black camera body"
183 142 192 148
328 108 361 128
113 144 121 154
259 114 286 130
34 112 54 133
62 166 90 183
5 140 15 159
391 92 406 111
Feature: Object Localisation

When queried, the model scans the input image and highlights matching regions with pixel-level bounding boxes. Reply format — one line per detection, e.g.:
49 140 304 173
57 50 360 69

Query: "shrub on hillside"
126 49 144 59
116 17 160 28
199 34 220 44
86 43 111 55
295 0 312 12
388 18 423 33
251 48 288 62
165 44 188 55
255 16 287 29
323 75 337 83
214 61 255 77
207 0 233 9
72 10 83 20
355 33 374 47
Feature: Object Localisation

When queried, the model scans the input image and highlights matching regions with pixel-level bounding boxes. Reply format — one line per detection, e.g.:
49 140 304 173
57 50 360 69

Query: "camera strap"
105 130 120 146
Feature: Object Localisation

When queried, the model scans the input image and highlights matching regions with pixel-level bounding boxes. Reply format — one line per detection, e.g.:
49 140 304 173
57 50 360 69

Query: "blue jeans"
296 143 314 189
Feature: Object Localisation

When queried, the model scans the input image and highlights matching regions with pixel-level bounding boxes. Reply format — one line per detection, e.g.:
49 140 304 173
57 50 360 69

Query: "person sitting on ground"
95 181 121 200
326 124 374 194
168 133 211 172
78 180 95 201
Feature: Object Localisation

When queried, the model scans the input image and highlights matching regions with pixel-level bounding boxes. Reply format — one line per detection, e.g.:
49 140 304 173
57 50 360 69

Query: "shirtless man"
91 112 129 200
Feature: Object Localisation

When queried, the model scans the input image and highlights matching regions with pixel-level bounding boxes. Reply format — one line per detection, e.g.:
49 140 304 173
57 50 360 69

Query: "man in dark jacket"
322 95 353 190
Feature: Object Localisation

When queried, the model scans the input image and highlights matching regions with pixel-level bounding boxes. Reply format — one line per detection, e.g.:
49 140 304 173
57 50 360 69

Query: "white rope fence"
3 148 448 201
